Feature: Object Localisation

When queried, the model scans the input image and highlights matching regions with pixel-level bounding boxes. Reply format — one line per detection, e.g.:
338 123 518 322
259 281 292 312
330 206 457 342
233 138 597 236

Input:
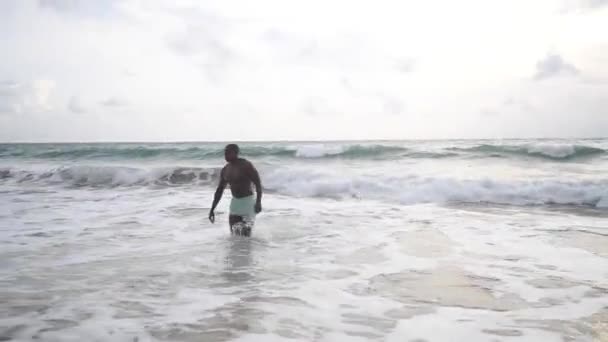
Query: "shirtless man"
208 144 262 236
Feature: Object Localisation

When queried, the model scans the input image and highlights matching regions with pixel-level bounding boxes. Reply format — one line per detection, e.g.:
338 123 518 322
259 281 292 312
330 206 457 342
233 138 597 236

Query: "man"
209 144 262 236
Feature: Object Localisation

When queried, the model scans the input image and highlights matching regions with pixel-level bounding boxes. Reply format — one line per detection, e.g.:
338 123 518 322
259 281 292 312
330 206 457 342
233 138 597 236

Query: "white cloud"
37 0 122 18
0 81 22 114
68 95 87 114
0 81 21 97
479 108 499 117
474 75 608 138
382 97 405 116
0 79 56 115
534 54 580 80
301 97 332 117
38 0 79 11
395 58 416 73
100 96 128 107
572 0 608 9
30 80 56 110
559 0 608 13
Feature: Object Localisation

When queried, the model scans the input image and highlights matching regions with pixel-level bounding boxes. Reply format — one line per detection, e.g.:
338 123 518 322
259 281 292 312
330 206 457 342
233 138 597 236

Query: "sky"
0 0 607 142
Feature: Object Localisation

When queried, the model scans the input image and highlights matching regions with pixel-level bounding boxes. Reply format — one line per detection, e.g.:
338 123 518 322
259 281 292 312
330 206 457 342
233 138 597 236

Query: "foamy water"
1 139 607 341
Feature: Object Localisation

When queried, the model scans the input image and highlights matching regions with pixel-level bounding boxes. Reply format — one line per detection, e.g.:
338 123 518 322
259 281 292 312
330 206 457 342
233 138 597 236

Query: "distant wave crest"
0 142 604 161
0 144 411 160
449 143 605 160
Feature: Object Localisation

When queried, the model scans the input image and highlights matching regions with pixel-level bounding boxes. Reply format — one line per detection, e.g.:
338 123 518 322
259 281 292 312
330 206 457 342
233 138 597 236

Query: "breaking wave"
0 166 221 187
263 168 608 208
2 165 606 208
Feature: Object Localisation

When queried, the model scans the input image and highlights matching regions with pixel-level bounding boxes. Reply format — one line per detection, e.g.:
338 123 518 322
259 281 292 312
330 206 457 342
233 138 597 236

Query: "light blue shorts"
229 195 256 219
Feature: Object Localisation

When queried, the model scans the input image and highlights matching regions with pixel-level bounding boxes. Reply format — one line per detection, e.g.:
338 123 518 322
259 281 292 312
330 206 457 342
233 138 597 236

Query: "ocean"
1 139 607 341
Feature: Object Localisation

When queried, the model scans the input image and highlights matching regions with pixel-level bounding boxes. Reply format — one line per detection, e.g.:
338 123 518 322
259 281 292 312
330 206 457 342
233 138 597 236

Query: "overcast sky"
0 0 607 142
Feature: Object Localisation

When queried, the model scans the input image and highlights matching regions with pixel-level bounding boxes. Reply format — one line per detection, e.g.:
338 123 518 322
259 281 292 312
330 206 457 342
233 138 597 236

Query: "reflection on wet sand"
222 236 255 284
195 236 268 341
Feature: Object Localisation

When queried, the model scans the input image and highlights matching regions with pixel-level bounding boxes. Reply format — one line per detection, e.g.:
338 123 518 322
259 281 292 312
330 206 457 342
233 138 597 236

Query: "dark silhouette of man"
209 144 262 236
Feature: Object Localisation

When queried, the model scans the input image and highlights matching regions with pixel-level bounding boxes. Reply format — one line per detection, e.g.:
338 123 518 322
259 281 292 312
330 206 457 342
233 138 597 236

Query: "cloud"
37 0 121 18
301 97 331 117
100 96 128 107
557 0 608 13
122 69 137 77
479 108 499 117
0 79 56 115
383 97 405 115
261 28 393 72
260 28 321 65
0 80 20 96
340 78 362 98
478 95 538 119
395 58 416 73
582 0 608 8
168 32 232 59
0 81 21 114
68 96 87 114
503 96 536 112
261 28 287 44
165 8 236 82
38 0 79 11
340 78 406 115
533 54 579 80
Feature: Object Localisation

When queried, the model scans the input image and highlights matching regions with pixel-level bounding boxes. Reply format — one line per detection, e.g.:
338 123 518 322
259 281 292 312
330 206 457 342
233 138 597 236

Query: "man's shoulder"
238 158 253 166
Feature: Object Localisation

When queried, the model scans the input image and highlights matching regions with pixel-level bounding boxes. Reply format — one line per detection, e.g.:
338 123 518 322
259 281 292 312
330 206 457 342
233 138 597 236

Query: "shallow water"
1 140 608 341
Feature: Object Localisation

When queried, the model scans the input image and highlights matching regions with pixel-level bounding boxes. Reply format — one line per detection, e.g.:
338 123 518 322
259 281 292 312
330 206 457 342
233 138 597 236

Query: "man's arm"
249 162 263 213
209 168 227 223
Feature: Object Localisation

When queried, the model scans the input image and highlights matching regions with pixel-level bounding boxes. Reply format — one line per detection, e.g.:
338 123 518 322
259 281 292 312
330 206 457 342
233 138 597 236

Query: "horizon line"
1 136 607 144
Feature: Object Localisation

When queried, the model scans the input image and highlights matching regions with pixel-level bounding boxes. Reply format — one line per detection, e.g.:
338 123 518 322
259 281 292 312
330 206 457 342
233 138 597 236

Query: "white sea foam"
264 168 608 207
293 144 346 158
2 163 606 207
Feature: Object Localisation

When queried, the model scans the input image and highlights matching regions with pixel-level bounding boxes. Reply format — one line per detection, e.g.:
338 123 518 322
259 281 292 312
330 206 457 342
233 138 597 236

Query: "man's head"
224 144 239 162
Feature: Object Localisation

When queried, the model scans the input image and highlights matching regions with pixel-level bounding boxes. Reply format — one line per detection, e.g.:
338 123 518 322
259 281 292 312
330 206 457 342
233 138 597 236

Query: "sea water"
1 139 607 341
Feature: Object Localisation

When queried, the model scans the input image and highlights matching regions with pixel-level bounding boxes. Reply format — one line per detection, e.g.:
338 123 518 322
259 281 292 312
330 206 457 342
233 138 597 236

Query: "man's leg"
229 215 244 235
229 215 240 233
229 215 252 236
